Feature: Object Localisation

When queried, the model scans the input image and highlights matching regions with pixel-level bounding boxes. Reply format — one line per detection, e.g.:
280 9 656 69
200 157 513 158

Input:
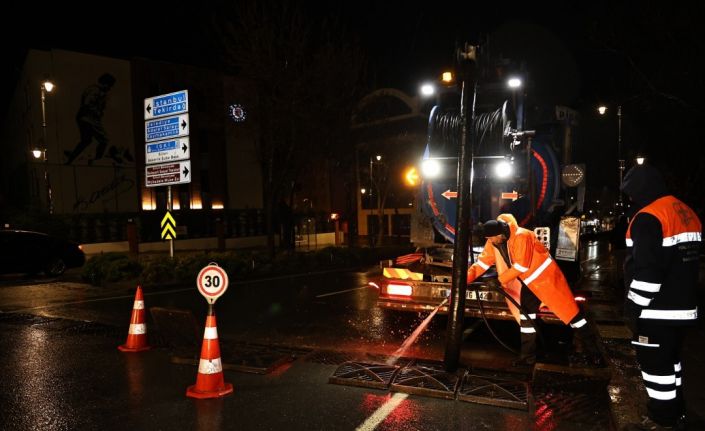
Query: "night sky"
3 2 704 199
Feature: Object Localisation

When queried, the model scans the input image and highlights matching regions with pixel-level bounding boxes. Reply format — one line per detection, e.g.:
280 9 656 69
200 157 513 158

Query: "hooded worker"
467 213 599 366
620 164 701 430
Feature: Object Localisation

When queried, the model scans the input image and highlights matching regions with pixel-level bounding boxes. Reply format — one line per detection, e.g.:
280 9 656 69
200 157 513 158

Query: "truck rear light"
387 283 412 296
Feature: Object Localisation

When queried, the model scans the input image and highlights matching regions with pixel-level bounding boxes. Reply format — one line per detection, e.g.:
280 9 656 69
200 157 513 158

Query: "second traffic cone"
118 285 151 352
186 310 233 399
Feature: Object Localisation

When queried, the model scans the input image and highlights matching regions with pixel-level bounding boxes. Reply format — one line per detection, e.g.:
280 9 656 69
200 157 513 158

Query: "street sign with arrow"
161 211 177 240
145 161 191 187
145 113 189 142
145 137 190 164
144 90 189 120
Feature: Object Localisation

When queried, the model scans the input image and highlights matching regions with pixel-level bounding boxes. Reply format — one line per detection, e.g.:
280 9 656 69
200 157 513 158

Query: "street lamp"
35 80 55 214
636 155 645 165
598 104 624 208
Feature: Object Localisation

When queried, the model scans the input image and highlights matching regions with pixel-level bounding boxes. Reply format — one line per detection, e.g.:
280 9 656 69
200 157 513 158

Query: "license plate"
439 289 491 301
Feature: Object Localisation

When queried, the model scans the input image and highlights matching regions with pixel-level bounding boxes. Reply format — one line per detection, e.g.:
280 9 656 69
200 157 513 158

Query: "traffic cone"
186 309 233 399
118 285 151 352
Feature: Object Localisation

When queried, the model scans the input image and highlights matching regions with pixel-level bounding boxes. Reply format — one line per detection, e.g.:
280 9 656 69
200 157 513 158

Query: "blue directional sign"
145 114 189 142
144 90 189 120
145 137 190 165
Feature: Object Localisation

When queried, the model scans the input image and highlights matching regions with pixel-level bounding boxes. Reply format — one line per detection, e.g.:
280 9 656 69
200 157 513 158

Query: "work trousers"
632 321 686 427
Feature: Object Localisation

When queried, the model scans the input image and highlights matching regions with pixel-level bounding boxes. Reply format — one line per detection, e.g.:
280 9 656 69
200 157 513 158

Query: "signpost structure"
144 90 191 258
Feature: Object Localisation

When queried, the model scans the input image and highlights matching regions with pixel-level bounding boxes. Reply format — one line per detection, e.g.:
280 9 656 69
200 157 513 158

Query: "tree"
211 1 367 256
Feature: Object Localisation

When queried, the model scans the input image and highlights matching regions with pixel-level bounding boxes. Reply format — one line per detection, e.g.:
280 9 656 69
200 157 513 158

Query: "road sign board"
144 90 189 120
197 264 229 304
145 137 190 165
145 114 189 142
161 211 176 240
145 161 191 187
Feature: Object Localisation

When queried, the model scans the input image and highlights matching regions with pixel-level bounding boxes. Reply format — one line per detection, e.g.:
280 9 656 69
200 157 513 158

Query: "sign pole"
168 185 174 259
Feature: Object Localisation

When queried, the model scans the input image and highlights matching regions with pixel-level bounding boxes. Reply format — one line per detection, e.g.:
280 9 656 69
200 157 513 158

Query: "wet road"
1 239 702 430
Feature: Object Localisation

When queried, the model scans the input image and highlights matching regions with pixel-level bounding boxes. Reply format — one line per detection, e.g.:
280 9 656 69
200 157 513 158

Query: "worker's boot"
572 325 604 367
513 331 537 368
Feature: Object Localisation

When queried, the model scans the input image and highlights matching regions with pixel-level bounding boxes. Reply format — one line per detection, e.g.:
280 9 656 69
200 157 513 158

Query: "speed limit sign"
197 263 229 304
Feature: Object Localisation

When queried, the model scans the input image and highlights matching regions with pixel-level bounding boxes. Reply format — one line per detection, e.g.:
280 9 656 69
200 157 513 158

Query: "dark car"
0 230 85 276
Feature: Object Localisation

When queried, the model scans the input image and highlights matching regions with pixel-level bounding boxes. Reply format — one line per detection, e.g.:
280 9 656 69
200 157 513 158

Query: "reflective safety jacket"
467 213 579 325
625 195 702 324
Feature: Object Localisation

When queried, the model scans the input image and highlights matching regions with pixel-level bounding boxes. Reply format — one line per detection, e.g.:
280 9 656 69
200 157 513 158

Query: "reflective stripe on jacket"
625 195 701 323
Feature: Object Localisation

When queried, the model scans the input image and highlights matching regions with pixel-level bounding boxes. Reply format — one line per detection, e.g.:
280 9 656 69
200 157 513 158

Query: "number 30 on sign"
197 263 229 304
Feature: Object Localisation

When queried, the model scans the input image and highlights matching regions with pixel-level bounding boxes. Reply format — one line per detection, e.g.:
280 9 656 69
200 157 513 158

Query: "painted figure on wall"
64 73 133 165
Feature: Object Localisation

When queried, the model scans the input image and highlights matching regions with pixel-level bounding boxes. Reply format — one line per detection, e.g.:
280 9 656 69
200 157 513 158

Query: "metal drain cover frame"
390 360 460 400
457 371 530 410
329 361 401 390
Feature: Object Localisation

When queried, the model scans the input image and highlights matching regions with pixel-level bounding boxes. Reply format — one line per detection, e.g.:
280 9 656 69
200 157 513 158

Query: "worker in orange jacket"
467 213 599 366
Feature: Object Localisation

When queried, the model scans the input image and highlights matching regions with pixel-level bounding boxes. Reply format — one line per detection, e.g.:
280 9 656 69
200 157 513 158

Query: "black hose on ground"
469 280 546 354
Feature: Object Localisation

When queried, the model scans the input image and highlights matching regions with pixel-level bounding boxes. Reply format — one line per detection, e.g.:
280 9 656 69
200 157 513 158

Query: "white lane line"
3 287 194 314
355 392 409 431
315 286 368 298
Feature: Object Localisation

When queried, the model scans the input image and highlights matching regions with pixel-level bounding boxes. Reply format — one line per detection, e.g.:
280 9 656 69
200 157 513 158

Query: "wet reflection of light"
18 326 71 429
195 398 224 431
609 386 622 403
534 401 558 431
586 243 598 261
124 354 145 410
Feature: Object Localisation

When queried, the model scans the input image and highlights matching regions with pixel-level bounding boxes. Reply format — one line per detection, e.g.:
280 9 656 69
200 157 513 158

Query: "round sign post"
197 263 229 305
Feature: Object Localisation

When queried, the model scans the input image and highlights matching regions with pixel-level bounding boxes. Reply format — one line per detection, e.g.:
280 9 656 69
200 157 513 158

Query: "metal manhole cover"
305 350 358 365
390 360 460 399
458 372 530 410
329 361 401 390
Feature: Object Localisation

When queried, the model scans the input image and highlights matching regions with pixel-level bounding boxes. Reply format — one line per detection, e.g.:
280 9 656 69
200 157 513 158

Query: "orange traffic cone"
186 309 233 399
118 285 151 352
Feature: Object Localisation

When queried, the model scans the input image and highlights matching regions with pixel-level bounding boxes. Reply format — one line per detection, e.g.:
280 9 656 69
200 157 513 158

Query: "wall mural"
64 73 134 166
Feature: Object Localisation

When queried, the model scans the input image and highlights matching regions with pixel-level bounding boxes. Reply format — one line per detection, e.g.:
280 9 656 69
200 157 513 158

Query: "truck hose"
469 280 545 354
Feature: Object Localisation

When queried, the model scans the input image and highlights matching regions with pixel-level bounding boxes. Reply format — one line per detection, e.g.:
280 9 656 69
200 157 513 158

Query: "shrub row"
81 245 414 286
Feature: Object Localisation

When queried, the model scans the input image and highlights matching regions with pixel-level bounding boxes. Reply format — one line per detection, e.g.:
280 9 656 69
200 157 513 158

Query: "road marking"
315 286 368 298
2 287 194 314
355 392 408 431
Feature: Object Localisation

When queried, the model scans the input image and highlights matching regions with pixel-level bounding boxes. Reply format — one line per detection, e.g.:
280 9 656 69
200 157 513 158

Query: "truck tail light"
387 283 412 296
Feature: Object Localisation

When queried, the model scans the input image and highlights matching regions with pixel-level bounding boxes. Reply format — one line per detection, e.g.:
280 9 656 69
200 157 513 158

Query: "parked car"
0 230 85 276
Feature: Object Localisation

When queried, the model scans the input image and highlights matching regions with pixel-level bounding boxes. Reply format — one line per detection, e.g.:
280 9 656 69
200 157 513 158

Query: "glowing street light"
507 77 522 88
636 155 645 165
494 160 513 178
420 83 435 97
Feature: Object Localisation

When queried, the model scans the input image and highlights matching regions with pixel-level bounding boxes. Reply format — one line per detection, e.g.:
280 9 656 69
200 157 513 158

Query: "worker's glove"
484 278 501 291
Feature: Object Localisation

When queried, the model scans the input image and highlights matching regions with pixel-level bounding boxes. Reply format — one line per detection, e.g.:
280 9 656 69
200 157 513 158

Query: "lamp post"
35 80 55 214
598 104 624 211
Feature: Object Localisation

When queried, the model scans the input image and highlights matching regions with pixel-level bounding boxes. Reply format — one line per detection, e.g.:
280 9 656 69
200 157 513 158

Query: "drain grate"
305 350 358 366
457 370 530 410
390 360 460 399
329 361 401 390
